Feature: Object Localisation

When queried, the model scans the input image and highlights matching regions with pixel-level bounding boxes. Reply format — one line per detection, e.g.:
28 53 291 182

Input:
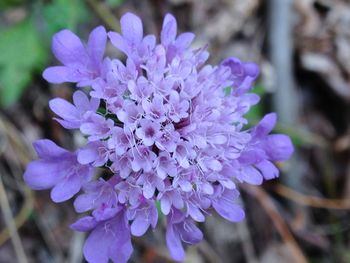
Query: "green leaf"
245 103 263 121
251 84 266 96
43 0 88 34
0 66 31 105
0 19 48 106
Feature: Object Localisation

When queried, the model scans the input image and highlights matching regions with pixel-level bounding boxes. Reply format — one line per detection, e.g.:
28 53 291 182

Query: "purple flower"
108 127 133 156
24 140 94 202
25 12 294 263
221 57 260 95
116 101 142 131
80 113 114 141
128 199 158 236
166 209 203 261
211 186 245 222
130 145 156 172
77 141 110 167
235 113 294 184
161 14 195 62
142 94 167 122
72 209 133 263
43 26 107 86
111 58 138 85
157 187 184 215
136 172 165 199
135 119 160 146
74 177 118 214
110 154 132 179
108 13 143 57
167 90 190 123
49 90 100 129
155 124 180 153
128 77 154 101
155 151 177 179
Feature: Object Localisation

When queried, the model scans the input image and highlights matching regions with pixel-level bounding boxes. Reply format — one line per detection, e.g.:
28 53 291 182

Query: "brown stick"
274 183 350 209
242 185 308 263
0 166 28 263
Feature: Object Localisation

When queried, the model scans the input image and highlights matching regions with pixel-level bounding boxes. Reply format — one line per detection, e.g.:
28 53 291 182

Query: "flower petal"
131 215 150 237
52 29 88 67
166 224 185 261
87 26 107 67
50 172 82 202
23 160 62 190
255 160 279 180
83 211 133 263
175 32 195 50
108 212 133 263
263 134 294 161
252 113 277 139
213 190 245 222
70 216 97 232
73 193 95 213
83 224 110 263
120 13 143 44
213 200 245 222
108 32 128 54
160 196 171 215
238 165 263 185
178 221 203 244
161 14 177 46
244 62 259 78
33 139 67 159
49 98 79 122
77 146 98 165
43 66 81 84
72 90 90 111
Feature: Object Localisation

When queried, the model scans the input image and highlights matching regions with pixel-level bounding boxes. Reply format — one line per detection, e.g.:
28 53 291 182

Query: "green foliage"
43 0 89 34
106 0 124 8
0 0 90 107
0 20 47 106
0 0 27 9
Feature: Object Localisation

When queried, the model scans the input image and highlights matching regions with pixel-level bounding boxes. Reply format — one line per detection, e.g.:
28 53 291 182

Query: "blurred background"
0 0 350 262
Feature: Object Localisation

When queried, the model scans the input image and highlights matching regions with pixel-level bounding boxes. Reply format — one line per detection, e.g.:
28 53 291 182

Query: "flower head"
24 12 293 263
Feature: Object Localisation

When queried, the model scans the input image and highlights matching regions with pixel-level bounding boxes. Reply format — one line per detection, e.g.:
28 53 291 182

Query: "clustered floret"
24 13 293 263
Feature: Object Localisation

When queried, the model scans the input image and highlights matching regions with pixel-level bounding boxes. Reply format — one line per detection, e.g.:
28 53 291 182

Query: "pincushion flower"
24 12 294 263
43 26 107 86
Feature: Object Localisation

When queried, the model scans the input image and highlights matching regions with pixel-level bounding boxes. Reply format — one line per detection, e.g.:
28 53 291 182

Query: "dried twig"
0 165 28 263
236 220 259 263
0 115 34 247
274 183 350 210
242 185 308 263
197 239 224 263
0 187 33 247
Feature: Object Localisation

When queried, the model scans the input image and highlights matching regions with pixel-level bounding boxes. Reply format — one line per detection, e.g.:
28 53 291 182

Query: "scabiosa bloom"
24 12 294 263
